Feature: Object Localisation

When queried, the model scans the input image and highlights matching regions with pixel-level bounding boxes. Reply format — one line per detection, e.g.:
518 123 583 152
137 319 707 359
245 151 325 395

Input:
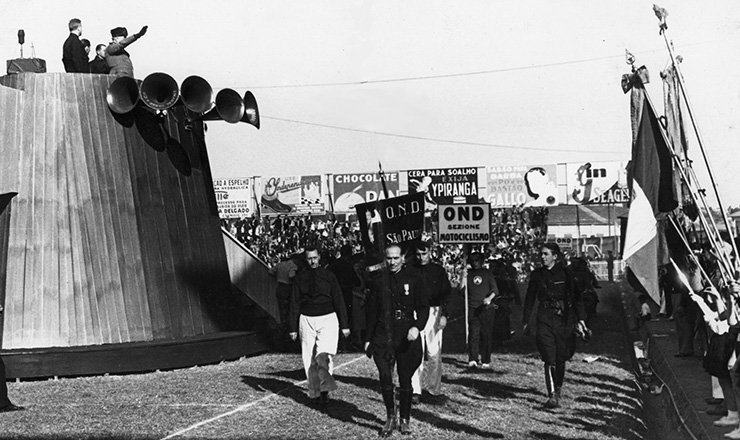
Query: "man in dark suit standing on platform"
0 305 24 413
62 18 88 73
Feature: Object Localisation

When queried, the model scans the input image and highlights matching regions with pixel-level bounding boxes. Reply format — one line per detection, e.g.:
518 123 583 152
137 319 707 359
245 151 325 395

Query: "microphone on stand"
17 29 25 58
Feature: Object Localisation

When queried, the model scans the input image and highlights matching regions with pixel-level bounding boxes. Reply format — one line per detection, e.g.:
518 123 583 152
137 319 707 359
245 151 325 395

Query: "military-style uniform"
523 261 585 401
366 266 429 429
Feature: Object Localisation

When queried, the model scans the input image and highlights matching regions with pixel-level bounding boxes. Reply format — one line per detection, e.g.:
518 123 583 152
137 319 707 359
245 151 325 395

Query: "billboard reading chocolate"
355 192 425 264
332 172 399 213
213 177 254 219
486 164 558 207
407 167 478 210
565 161 630 205
258 174 325 216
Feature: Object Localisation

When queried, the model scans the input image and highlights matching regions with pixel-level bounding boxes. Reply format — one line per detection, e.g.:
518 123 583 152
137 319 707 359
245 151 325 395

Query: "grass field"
0 282 647 439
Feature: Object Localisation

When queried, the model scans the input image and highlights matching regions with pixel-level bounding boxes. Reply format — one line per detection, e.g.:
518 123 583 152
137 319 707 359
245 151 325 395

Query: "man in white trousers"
289 247 350 407
411 239 452 403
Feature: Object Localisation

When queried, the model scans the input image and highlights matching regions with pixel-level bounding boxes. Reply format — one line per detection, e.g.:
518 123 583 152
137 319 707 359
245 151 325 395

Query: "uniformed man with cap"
105 25 148 77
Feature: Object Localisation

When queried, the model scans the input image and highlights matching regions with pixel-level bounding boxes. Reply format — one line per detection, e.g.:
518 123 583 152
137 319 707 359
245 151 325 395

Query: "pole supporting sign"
437 203 491 244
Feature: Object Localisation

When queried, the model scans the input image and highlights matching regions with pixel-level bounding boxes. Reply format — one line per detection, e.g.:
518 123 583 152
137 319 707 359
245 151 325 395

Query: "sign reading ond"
438 203 491 244
555 237 573 250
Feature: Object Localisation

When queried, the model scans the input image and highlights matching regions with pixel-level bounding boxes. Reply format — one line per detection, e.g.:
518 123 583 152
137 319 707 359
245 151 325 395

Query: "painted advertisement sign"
486 164 558 208
258 175 325 216
407 167 479 210
565 161 630 205
332 172 399 213
213 177 254 219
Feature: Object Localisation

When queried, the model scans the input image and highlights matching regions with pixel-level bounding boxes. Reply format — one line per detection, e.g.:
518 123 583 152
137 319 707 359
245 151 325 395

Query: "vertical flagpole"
654 6 739 271
378 162 390 199
463 250 469 346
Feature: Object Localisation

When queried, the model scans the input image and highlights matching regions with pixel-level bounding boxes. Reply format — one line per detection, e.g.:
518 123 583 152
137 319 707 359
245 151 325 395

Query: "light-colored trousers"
412 306 444 396
299 312 339 398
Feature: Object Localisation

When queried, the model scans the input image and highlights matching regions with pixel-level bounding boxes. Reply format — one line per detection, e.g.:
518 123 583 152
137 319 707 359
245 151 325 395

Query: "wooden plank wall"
0 72 237 350
222 229 280 322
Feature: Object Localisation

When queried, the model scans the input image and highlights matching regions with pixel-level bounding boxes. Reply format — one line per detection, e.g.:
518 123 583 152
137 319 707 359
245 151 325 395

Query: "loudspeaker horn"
106 76 140 114
140 72 180 111
191 88 245 124
240 91 260 129
180 75 213 113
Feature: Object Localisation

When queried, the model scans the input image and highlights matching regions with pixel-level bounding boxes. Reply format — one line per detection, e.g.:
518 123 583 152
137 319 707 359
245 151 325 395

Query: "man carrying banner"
365 244 429 436
289 247 350 407
411 239 452 403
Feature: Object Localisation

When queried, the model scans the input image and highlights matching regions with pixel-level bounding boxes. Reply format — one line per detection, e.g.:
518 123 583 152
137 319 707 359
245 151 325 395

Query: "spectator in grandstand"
523 242 588 409
411 239 452 403
289 247 349 407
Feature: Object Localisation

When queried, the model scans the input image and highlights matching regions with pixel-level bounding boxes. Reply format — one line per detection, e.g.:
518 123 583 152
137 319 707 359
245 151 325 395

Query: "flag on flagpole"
623 79 677 305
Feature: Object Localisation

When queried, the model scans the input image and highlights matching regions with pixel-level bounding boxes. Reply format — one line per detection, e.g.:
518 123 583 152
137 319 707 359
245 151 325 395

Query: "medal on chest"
404 284 410 295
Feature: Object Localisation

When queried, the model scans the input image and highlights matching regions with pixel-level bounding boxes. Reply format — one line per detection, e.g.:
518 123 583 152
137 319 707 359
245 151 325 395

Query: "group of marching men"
286 238 596 436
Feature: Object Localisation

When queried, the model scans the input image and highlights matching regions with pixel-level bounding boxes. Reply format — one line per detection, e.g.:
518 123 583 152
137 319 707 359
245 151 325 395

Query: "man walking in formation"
465 252 499 368
289 247 349 407
411 239 451 403
365 244 429 436
523 243 588 409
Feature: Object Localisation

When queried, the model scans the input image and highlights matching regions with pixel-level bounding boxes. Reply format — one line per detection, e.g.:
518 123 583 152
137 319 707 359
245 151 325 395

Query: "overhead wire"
261 115 625 154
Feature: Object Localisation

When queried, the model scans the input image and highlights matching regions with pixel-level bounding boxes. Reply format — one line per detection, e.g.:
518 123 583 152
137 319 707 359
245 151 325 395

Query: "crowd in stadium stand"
221 206 549 282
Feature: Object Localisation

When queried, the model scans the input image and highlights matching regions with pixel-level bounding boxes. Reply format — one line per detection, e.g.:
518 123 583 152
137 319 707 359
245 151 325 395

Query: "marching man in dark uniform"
365 244 429 436
411 239 452 402
523 243 588 409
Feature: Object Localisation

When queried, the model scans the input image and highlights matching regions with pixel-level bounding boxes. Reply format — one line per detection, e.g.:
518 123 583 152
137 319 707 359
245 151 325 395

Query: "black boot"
398 389 412 434
380 387 396 437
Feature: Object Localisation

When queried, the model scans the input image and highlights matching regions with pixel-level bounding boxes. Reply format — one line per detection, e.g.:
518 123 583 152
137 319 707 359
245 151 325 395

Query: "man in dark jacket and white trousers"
289 247 349 407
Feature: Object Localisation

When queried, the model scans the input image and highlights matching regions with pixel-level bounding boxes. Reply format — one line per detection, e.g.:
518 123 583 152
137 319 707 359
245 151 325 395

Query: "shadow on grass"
413 407 505 438
444 375 538 400
0 436 157 440
239 375 382 431
560 406 645 440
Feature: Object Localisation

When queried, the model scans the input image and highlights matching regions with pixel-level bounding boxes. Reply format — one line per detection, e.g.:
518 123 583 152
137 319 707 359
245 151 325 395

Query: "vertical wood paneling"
92 75 150 341
0 72 239 351
62 75 103 346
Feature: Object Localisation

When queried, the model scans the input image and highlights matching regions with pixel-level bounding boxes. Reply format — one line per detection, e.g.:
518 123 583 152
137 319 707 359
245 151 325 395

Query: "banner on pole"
213 177 255 219
438 203 491 244
355 192 425 263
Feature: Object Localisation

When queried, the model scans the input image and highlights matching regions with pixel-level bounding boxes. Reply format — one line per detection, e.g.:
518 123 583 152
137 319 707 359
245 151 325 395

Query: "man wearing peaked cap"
105 24 148 77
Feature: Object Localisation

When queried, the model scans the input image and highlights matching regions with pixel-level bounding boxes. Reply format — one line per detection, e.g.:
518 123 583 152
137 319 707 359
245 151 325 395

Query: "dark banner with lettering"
407 167 479 211
355 192 425 264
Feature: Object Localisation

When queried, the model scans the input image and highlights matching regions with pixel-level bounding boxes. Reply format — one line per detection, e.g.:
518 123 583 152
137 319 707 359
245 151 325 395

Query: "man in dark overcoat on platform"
62 18 88 73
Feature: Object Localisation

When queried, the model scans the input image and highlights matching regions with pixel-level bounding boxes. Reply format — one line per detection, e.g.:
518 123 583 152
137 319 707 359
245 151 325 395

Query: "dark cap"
111 27 128 38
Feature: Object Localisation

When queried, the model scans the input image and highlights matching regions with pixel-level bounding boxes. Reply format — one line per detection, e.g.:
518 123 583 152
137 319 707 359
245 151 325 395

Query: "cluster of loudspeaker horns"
106 72 259 129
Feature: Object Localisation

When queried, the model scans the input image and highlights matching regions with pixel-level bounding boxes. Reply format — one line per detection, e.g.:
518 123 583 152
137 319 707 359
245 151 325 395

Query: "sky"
2 1 739 207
